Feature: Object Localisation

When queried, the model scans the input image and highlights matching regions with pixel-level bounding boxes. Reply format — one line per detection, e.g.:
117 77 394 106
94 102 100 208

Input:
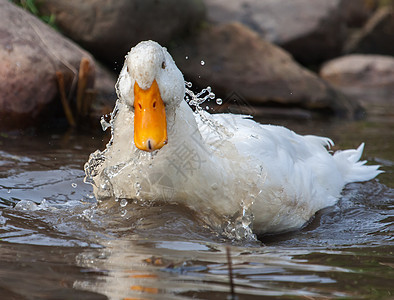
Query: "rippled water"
0 111 393 299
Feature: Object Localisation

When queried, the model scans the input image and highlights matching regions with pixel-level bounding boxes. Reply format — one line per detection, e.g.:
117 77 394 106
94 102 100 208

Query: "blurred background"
0 2 393 299
1 0 393 130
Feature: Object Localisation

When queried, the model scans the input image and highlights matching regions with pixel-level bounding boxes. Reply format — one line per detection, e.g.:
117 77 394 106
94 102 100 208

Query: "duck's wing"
197 111 333 163
196 111 381 223
202 112 381 183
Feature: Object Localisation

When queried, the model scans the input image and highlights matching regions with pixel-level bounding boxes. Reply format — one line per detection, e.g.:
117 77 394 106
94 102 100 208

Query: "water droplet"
39 199 48 209
120 199 128 207
242 215 252 227
216 98 223 105
120 209 127 217
185 56 189 60
0 213 7 226
100 116 111 131
209 92 215 99
205 106 210 110
200 60 205 66
71 183 77 188
7 189 11 194
82 209 94 220
14 200 39 211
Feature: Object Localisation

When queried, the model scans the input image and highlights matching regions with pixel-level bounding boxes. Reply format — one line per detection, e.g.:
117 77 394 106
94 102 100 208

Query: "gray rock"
0 0 95 129
171 22 360 117
320 54 394 113
203 0 376 65
37 0 206 65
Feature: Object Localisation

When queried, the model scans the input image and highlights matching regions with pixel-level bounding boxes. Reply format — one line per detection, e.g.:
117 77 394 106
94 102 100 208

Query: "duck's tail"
333 143 382 184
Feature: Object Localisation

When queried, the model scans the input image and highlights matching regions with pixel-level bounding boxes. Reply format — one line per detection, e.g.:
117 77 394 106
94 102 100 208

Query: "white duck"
86 40 381 236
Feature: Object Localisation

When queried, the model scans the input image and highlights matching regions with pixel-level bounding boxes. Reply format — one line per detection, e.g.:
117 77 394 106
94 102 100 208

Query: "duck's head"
116 41 185 152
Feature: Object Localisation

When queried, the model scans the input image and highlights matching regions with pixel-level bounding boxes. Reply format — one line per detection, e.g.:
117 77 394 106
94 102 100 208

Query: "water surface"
0 112 393 299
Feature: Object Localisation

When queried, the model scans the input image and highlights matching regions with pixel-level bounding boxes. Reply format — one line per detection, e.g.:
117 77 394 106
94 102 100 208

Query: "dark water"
0 112 393 300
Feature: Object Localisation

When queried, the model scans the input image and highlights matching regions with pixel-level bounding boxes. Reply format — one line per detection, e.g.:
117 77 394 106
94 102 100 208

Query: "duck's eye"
161 61 166 69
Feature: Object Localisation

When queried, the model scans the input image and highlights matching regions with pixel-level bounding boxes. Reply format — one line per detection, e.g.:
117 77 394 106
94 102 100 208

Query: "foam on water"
14 199 50 211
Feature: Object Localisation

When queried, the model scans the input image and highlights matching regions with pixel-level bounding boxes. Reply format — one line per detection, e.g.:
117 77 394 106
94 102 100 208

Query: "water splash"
100 116 111 131
14 199 50 212
84 150 106 185
84 103 120 190
183 82 259 241
83 80 257 241
185 82 217 109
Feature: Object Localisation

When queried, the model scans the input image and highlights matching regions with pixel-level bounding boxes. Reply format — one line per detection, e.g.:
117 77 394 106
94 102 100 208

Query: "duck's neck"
167 101 201 141
157 100 217 182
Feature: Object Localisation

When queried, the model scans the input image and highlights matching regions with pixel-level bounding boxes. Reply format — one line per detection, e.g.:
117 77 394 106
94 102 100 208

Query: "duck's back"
199 113 381 234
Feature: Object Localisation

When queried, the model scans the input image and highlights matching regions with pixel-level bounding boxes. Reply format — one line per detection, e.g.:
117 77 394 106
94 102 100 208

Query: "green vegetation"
10 0 56 28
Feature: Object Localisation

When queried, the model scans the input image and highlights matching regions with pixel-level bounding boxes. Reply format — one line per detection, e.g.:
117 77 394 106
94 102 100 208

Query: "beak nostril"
153 102 156 108
148 140 152 151
138 103 142 110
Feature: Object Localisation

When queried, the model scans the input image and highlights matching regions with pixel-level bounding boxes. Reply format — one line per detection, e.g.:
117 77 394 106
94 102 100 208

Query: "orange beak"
133 80 168 151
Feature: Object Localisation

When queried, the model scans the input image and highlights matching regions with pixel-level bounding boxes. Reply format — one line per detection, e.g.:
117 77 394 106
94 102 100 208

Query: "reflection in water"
71 178 392 299
1 179 391 299
0 115 393 299
75 238 356 299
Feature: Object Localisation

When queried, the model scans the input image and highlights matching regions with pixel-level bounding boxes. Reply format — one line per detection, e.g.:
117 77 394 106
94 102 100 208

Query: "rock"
0 0 96 130
320 54 394 113
171 22 360 117
203 0 376 65
344 7 394 56
340 0 378 27
91 65 117 117
37 0 206 65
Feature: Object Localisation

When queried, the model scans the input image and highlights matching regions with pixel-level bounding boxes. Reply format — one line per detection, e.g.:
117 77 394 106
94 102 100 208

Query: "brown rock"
0 0 96 130
340 0 378 27
203 0 375 65
37 0 206 65
344 7 394 56
171 22 360 117
92 65 117 116
320 54 394 113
